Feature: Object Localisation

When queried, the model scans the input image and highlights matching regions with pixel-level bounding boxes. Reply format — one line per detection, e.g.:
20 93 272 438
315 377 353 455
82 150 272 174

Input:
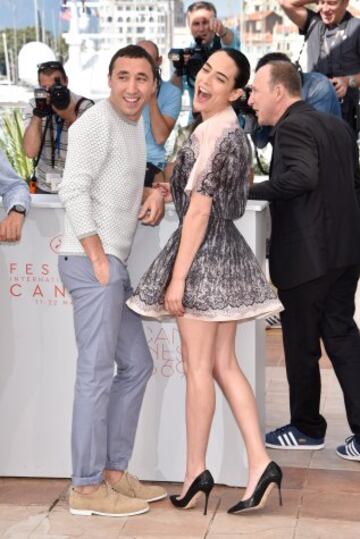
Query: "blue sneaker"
265 424 325 450
336 435 360 461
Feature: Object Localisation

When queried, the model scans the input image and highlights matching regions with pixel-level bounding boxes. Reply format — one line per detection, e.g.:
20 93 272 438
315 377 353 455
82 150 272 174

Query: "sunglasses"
37 61 66 74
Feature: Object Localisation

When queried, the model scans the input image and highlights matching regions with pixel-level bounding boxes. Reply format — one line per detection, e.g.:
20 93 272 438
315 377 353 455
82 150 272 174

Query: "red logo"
50 234 63 254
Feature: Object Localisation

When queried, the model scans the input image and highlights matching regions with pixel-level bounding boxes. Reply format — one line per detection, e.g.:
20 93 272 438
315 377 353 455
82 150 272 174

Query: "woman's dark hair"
108 45 157 79
221 49 251 89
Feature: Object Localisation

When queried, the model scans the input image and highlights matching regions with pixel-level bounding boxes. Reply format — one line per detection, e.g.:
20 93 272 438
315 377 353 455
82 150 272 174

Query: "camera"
34 77 71 116
34 87 51 116
49 77 71 110
168 37 221 88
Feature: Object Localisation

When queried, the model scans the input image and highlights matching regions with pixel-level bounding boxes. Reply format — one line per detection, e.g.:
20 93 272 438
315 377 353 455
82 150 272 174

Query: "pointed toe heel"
170 470 214 515
227 461 283 515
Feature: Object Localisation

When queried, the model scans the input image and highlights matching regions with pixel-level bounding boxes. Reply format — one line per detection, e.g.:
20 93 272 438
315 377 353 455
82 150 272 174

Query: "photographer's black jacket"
249 100 360 290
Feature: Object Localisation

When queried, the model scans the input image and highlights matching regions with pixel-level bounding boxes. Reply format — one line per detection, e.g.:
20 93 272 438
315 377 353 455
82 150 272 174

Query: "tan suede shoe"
112 472 167 503
69 482 149 517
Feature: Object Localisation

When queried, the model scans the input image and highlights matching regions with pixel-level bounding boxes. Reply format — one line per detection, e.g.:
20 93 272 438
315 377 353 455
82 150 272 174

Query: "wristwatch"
10 204 26 216
349 76 357 88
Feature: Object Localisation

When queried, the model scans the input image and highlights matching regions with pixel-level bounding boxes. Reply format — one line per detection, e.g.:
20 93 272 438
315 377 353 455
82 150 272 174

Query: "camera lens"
49 79 71 110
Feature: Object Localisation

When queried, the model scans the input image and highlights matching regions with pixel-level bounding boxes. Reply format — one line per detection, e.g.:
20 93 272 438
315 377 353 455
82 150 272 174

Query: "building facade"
97 0 176 60
242 0 301 67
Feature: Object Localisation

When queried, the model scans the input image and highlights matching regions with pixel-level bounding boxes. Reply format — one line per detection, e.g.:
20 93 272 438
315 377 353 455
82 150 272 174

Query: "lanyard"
50 115 64 168
55 116 64 159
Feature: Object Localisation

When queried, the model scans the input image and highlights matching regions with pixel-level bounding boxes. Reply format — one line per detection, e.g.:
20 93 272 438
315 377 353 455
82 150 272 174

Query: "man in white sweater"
58 45 166 517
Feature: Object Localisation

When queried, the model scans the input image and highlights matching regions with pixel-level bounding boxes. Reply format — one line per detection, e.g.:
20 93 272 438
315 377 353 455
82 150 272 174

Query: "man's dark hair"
256 52 291 72
187 1 217 16
108 45 157 79
268 61 302 97
222 49 250 89
37 61 67 81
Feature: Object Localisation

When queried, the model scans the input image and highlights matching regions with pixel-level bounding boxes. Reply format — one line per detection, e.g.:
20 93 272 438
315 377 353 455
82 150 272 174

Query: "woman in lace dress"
127 49 283 514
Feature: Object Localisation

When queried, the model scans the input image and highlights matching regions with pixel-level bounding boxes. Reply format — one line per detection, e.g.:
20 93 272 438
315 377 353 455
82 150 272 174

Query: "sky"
183 1 237 17
0 1 236 32
0 0 68 34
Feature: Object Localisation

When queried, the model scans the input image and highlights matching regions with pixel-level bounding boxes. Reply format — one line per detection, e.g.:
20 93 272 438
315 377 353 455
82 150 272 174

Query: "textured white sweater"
59 99 146 264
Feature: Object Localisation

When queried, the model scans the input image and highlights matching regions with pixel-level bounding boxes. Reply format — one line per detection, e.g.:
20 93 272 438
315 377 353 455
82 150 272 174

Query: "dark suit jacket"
250 101 360 290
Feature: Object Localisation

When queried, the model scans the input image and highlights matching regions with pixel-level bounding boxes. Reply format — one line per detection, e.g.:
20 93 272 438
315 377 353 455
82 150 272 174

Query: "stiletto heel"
203 489 211 515
170 470 214 515
227 461 283 514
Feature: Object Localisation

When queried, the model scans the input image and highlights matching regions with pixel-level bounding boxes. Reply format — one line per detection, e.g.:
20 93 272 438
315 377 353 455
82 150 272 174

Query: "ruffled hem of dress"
127 297 283 322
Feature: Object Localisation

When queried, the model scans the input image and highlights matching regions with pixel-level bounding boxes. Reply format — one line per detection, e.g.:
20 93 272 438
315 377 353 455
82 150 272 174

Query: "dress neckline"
201 106 237 126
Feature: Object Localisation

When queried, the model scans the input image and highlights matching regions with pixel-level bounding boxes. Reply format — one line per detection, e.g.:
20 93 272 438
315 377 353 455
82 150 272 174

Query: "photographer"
137 40 181 187
279 0 360 133
23 61 94 194
170 2 240 108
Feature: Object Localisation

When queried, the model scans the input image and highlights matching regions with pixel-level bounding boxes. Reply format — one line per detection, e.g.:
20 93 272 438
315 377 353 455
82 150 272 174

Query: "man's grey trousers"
58 255 153 486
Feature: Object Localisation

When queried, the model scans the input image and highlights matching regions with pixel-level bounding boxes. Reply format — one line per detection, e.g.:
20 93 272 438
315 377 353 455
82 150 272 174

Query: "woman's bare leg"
213 321 270 500
176 317 218 498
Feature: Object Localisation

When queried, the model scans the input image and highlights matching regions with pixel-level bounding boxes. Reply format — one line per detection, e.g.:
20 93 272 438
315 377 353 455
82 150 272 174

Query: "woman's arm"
165 192 212 316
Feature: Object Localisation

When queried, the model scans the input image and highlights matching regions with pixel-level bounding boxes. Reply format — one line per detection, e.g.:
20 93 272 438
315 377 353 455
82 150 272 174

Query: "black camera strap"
74 96 94 115
33 97 94 175
51 115 66 168
31 113 52 181
49 116 56 168
294 19 316 71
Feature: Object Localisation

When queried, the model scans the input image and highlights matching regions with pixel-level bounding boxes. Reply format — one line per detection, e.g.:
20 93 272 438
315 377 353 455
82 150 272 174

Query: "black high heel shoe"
227 461 283 514
170 470 214 515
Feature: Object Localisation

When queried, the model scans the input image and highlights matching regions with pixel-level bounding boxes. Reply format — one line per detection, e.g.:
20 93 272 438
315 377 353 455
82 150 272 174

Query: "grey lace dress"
127 107 282 321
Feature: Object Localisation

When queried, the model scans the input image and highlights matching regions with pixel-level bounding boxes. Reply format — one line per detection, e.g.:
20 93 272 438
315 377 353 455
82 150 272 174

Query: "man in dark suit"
248 60 360 461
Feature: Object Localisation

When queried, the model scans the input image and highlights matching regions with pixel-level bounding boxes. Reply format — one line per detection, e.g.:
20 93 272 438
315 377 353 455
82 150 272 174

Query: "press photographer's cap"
37 61 67 78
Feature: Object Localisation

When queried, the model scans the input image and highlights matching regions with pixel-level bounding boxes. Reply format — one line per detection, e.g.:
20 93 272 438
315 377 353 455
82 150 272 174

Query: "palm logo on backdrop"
50 234 63 254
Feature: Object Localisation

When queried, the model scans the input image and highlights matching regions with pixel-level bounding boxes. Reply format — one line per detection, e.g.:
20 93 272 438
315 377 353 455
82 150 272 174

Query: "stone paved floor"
1 329 359 539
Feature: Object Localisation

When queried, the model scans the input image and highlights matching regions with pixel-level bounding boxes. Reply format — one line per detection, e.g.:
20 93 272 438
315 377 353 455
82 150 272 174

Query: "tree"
0 26 68 79
0 109 33 183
